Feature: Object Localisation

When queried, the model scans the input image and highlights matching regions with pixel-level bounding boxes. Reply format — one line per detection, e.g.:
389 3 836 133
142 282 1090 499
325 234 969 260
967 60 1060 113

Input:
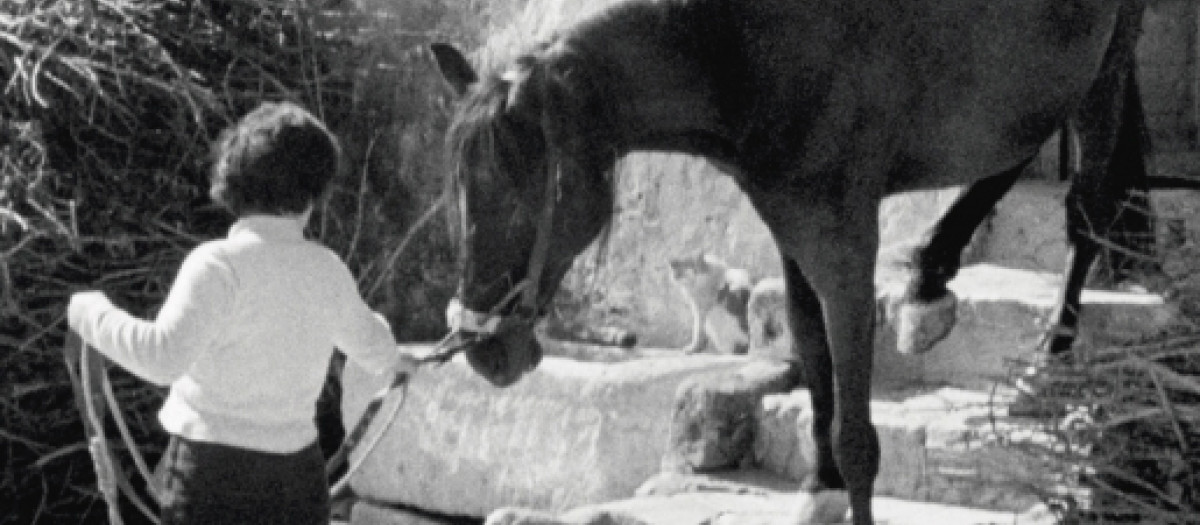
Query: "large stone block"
663 361 798 473
341 349 756 517
753 387 1070 512
752 391 929 501
1151 188 1200 296
749 263 1176 388
882 264 1176 386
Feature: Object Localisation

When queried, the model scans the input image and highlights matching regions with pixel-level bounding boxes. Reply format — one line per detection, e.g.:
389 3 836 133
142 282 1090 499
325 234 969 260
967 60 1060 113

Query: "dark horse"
433 0 1152 523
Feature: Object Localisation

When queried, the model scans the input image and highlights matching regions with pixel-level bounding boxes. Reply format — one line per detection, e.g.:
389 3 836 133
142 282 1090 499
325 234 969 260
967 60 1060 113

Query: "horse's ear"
431 43 478 96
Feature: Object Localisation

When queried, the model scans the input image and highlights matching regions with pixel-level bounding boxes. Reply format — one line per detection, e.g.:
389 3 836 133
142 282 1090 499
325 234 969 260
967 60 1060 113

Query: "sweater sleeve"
71 243 236 386
328 257 400 374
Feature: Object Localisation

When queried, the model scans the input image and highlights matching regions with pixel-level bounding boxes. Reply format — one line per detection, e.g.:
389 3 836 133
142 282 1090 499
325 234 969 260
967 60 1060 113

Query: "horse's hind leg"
895 161 1029 355
1045 5 1154 358
1011 8 1155 417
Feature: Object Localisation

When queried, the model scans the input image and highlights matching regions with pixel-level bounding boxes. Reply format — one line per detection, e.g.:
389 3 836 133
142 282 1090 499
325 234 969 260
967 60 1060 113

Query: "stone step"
350 470 1060 525
751 263 1178 389
629 469 1056 525
754 387 1063 512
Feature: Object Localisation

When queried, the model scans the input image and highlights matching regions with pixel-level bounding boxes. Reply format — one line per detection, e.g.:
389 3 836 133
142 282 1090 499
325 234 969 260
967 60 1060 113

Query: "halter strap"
447 163 559 336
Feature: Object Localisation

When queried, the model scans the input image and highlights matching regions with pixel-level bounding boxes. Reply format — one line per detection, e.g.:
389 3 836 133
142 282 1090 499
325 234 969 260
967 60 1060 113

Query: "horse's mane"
443 39 621 267
444 39 620 198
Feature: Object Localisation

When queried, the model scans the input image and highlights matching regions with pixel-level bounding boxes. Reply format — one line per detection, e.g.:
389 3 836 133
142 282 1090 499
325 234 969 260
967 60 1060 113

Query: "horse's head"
432 43 616 387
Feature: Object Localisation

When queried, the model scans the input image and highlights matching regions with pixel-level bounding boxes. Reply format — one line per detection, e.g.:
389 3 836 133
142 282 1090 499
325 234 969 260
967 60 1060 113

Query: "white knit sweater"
70 215 401 453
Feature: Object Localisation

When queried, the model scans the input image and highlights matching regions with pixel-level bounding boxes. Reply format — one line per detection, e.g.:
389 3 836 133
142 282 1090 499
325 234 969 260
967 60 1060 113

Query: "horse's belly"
879 0 1122 191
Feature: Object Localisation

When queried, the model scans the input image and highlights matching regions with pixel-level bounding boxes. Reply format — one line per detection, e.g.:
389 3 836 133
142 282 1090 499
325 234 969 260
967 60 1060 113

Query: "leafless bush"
0 0 491 521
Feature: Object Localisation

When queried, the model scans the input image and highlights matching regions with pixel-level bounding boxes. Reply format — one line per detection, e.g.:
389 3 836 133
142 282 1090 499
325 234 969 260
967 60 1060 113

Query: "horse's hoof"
787 490 850 524
894 292 957 355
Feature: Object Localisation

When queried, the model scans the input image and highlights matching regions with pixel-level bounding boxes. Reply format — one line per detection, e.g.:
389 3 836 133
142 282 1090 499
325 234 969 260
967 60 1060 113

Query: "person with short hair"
68 101 418 525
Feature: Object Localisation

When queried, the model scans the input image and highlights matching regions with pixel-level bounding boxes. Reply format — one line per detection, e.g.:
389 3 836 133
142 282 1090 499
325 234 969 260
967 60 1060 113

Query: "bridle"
446 161 560 338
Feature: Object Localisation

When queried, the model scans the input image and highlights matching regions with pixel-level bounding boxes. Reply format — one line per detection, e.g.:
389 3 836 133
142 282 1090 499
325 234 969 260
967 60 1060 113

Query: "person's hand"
67 290 110 332
392 351 420 380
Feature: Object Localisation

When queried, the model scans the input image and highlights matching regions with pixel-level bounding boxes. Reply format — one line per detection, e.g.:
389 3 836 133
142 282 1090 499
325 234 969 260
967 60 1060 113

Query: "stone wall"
556 160 984 348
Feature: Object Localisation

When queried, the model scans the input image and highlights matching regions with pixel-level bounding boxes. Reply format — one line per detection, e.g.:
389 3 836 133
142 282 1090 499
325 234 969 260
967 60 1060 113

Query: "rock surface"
350 479 1056 525
662 360 798 473
350 503 472 525
880 264 1177 387
352 469 1059 525
342 351 757 517
748 263 1178 388
754 387 1062 511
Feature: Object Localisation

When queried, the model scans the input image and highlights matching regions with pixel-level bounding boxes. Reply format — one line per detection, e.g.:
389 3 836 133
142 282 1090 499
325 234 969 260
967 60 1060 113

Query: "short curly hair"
209 101 341 216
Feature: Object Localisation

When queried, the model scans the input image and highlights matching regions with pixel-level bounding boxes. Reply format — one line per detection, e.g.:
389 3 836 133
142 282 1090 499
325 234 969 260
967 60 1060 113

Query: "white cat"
667 253 752 354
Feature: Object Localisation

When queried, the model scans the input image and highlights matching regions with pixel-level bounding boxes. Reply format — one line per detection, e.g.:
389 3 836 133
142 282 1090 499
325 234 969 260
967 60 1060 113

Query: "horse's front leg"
796 216 883 525
777 204 881 525
897 161 1028 355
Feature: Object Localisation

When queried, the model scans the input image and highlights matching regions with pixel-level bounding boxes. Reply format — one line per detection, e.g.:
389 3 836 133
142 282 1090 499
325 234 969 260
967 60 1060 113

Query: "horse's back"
728 0 1125 188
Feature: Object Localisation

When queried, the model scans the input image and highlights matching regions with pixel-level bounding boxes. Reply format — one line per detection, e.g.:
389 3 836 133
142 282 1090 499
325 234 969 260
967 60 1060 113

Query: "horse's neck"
570 0 741 164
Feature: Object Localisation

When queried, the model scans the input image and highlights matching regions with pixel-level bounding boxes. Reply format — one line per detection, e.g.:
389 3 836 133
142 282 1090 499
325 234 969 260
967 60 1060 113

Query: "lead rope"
326 330 473 496
327 369 410 497
66 330 161 525
78 337 124 525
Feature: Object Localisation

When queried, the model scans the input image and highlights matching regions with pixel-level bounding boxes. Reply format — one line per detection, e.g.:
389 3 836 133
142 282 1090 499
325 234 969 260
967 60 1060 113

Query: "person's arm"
327 258 414 375
68 244 235 386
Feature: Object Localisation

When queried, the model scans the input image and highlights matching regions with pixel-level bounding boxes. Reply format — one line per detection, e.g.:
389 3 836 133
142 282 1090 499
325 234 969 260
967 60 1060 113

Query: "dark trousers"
158 436 329 525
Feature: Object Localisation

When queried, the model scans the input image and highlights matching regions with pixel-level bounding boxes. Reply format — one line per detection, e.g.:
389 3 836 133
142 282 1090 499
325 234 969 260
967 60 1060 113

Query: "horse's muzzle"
446 298 545 387
464 325 543 388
